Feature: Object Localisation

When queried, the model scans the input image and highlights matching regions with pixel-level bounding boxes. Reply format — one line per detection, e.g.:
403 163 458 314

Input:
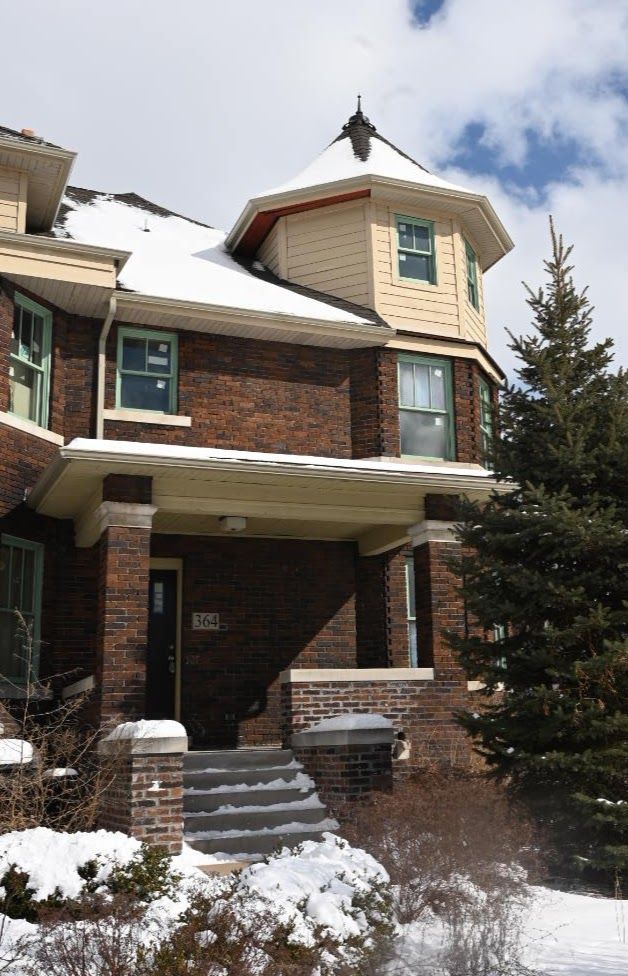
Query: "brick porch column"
95 498 156 728
409 513 465 677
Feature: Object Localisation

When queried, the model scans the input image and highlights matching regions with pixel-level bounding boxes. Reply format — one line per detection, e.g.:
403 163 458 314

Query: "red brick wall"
96 524 151 726
152 535 358 748
350 348 400 458
293 740 393 802
98 750 184 853
283 677 472 771
414 540 466 675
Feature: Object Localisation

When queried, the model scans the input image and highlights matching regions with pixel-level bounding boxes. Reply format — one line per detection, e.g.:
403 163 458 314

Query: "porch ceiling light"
219 515 247 533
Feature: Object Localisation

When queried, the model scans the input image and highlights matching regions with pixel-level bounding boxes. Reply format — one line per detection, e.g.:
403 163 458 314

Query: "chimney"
20 128 35 138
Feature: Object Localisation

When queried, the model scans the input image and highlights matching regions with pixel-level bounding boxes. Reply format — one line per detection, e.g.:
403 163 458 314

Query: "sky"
1 0 627 380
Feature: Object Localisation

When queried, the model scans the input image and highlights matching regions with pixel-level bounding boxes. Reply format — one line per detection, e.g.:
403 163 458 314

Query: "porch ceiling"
28 439 498 555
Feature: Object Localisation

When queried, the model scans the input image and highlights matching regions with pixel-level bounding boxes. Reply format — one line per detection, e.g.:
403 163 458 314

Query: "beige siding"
256 218 286 277
0 169 26 233
284 201 371 306
454 225 487 347
372 201 461 338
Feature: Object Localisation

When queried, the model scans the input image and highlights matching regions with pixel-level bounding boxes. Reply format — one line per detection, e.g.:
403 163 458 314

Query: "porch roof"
28 439 499 555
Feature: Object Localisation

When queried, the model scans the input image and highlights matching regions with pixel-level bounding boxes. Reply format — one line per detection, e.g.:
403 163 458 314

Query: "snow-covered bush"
0 828 393 975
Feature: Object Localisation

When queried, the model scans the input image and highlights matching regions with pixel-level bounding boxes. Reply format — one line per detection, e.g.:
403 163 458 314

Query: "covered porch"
28 439 495 748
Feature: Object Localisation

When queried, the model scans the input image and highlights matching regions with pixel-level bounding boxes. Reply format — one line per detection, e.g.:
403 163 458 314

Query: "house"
0 104 512 850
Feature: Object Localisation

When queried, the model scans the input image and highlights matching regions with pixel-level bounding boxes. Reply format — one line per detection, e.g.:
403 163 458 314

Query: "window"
398 354 454 459
465 239 479 310
9 294 52 428
0 535 43 682
479 378 493 464
396 216 436 284
116 328 178 413
405 555 418 667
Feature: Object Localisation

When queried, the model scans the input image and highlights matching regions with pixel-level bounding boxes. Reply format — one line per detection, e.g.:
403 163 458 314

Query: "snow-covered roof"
52 188 376 326
260 108 470 198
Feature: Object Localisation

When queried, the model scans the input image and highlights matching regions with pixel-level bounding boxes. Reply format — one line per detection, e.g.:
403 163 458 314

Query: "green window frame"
9 293 53 428
479 378 493 464
398 353 455 460
0 535 44 683
405 555 418 667
116 327 178 414
465 239 479 310
395 215 436 284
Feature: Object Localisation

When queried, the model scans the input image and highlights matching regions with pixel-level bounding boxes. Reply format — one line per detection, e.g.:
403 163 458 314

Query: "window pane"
397 221 414 249
10 546 23 609
9 360 39 423
0 545 9 607
414 365 430 408
120 374 170 411
399 252 431 281
408 621 418 668
400 410 450 458
19 309 33 361
399 362 415 406
10 308 20 357
121 337 146 372
146 339 171 375
21 549 35 614
31 315 44 367
0 611 22 678
413 223 431 253
430 366 446 410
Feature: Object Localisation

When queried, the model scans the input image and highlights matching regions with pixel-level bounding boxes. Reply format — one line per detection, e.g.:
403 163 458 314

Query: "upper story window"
396 216 436 284
9 294 52 428
479 378 493 464
0 535 44 683
116 328 178 413
465 239 479 310
398 354 454 460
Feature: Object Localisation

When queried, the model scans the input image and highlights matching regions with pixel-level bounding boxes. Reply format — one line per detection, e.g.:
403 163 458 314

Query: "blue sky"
0 0 626 378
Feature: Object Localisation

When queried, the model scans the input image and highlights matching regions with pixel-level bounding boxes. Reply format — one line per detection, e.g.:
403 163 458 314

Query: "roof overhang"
0 135 76 232
227 176 514 272
28 440 499 555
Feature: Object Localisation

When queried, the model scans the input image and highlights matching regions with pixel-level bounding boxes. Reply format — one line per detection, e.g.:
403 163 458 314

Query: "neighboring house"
0 104 512 766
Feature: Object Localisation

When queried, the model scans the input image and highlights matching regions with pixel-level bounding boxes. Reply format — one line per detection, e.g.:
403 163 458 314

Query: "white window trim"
0 410 64 445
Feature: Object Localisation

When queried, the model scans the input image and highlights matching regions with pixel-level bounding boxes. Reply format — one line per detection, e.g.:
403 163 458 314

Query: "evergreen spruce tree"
452 221 628 879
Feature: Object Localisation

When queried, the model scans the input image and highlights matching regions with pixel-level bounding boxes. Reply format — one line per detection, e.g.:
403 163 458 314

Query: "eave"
0 135 76 232
28 440 500 554
227 175 514 272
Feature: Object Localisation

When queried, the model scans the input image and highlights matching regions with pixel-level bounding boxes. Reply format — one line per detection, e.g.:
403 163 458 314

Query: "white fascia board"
115 291 390 341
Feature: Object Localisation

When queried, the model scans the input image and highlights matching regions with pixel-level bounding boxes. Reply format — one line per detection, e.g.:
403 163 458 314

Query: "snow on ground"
55 192 370 324
523 886 628 975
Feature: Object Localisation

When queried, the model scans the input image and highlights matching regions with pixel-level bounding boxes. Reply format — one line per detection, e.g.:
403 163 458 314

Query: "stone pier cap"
291 713 395 748
98 719 189 755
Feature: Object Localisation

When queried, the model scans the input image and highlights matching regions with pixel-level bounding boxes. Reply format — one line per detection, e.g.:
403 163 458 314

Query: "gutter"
95 295 117 439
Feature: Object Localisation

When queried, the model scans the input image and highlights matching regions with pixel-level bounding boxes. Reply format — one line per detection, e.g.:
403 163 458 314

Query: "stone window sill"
103 408 192 428
0 410 64 445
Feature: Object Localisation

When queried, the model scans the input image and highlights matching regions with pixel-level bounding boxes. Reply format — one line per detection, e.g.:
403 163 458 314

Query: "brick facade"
293 740 394 802
96 522 152 727
282 676 472 771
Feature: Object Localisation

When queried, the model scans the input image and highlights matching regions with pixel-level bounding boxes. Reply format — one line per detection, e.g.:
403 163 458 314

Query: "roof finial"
357 94 362 114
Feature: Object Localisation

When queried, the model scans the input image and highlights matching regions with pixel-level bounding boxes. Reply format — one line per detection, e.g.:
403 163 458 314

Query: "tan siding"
283 201 370 307
0 169 25 233
372 202 462 336
256 219 285 277
455 224 487 347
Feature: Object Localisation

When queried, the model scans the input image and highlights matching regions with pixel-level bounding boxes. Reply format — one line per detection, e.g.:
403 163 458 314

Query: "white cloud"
0 0 626 375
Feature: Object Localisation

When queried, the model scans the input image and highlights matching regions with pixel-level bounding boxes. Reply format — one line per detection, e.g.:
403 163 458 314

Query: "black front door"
146 569 177 719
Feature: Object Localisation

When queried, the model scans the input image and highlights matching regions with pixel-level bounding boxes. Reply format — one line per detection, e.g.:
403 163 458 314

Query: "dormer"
0 125 75 233
227 103 513 355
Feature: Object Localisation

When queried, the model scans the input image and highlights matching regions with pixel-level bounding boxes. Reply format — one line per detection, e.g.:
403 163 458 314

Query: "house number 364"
192 612 220 630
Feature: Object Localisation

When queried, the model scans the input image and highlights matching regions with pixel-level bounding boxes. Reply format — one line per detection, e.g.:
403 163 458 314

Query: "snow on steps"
183 748 338 860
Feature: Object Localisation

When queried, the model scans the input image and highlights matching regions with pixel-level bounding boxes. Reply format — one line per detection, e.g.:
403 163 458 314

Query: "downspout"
95 294 117 439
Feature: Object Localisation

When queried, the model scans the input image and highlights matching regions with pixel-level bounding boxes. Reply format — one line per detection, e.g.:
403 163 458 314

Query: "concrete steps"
183 748 336 861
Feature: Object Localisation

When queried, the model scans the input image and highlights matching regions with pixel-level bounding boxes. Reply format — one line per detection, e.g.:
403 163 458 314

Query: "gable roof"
0 124 64 150
52 186 388 330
